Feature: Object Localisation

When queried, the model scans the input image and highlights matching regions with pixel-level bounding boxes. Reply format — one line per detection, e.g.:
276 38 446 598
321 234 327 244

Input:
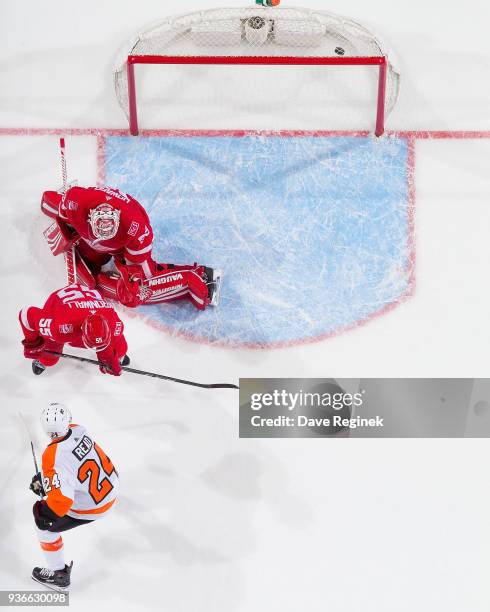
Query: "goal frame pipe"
126 54 388 137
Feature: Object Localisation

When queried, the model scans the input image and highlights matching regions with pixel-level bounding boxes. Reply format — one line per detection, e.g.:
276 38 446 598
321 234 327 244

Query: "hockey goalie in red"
19 284 129 376
41 185 222 309
30 402 119 592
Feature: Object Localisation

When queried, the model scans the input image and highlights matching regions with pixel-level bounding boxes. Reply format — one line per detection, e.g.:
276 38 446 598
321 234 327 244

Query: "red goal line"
1 128 490 139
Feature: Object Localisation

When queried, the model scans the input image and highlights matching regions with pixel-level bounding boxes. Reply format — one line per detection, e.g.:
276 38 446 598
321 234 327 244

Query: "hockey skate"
32 360 46 376
204 267 223 307
120 354 130 367
32 561 73 592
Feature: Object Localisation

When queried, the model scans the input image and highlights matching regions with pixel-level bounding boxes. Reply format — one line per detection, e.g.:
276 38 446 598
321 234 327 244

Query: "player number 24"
43 473 61 492
77 443 115 504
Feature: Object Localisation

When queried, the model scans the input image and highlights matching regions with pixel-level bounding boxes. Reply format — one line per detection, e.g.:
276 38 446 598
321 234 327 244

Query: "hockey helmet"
81 313 111 350
41 402 72 440
88 203 121 240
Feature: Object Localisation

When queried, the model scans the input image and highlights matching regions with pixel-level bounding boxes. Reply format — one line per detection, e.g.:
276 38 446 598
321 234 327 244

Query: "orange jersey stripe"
42 444 74 517
40 536 63 552
71 498 116 515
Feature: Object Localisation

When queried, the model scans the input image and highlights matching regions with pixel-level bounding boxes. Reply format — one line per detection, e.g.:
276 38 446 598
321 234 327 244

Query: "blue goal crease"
105 135 411 346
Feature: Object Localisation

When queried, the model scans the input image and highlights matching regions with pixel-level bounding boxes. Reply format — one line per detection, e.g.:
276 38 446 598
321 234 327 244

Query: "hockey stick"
17 411 44 498
59 137 76 284
17 411 40 472
44 350 239 390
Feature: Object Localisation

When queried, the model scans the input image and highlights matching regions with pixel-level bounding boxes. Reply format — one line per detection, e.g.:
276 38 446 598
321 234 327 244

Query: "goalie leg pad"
73 250 97 289
142 266 210 310
77 241 112 273
96 273 119 301
187 268 210 310
103 263 218 309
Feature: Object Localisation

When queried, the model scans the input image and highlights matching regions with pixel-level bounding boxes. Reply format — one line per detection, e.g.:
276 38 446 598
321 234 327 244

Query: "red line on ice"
1 127 490 138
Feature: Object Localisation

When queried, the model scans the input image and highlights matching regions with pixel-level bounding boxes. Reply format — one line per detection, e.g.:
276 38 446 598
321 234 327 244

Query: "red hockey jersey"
42 186 154 272
19 284 127 368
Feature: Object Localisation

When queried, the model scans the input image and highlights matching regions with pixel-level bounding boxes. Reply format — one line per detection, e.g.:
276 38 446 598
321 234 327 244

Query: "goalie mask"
41 402 72 440
88 203 121 240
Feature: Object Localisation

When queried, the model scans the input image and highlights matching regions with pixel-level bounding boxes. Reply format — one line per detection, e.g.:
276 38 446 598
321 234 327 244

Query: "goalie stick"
44 350 239 390
59 137 76 284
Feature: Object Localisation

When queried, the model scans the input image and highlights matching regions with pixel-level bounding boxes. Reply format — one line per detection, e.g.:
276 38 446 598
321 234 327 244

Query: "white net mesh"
114 6 400 130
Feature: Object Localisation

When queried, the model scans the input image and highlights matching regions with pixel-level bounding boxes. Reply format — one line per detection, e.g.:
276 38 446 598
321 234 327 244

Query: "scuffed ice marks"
105 135 411 347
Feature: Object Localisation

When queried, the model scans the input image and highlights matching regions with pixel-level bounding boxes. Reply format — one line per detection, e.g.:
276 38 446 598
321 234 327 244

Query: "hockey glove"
115 262 144 307
30 472 45 497
22 337 45 360
98 349 122 376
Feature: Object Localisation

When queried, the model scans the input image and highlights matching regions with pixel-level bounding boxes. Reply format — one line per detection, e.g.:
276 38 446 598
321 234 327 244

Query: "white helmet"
88 203 121 240
40 402 72 440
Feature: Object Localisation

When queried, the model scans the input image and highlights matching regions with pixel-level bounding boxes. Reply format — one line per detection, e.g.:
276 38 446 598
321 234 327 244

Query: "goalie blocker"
41 188 222 310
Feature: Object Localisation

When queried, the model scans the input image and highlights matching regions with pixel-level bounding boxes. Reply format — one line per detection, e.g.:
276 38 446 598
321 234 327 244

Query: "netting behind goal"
114 6 400 135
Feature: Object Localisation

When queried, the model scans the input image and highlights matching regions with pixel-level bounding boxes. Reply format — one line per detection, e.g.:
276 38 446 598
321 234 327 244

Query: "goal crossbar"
126 54 388 137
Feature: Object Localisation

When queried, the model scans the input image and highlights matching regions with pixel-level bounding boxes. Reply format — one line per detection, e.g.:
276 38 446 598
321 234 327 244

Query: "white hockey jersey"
41 424 119 521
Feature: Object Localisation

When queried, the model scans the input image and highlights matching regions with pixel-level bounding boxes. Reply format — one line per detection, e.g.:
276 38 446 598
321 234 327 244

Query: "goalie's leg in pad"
154 264 222 308
95 262 221 309
67 243 114 292
142 264 210 310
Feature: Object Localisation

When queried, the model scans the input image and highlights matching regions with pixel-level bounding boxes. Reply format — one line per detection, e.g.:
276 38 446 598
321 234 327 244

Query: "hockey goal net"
114 6 400 136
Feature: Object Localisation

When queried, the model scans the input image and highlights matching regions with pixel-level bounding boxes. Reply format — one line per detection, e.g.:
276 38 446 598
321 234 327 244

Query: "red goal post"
114 7 400 136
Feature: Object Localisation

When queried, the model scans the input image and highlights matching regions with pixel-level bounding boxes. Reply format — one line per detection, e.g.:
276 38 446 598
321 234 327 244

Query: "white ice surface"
1 1 490 611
